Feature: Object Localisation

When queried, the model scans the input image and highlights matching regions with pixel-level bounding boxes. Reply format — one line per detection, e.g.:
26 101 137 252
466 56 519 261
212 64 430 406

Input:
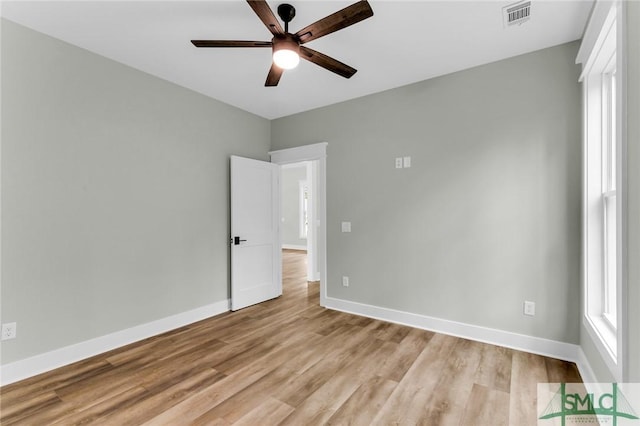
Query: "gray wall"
272 42 582 344
627 0 640 383
281 165 308 248
1 20 270 364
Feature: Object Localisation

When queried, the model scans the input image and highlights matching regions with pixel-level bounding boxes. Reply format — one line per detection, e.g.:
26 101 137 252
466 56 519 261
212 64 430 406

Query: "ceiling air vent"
503 1 531 27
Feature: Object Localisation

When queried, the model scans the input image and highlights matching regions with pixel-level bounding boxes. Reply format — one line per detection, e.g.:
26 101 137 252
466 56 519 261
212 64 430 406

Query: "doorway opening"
280 161 319 297
270 143 327 306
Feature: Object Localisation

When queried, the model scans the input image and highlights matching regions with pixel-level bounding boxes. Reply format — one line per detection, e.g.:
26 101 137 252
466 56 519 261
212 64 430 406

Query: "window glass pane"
603 70 616 192
604 193 617 328
299 182 308 239
610 72 616 190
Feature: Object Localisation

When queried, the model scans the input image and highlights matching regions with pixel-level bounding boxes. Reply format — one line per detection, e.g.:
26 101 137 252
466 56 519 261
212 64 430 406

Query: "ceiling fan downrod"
277 3 296 33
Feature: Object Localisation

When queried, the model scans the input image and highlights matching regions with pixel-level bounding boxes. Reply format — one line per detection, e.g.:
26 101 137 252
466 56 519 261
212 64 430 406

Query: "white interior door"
230 156 281 311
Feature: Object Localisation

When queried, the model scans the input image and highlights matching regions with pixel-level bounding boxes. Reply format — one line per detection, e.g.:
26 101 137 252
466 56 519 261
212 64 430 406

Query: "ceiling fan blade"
265 63 284 87
191 40 272 48
295 0 373 44
247 0 284 36
300 46 357 79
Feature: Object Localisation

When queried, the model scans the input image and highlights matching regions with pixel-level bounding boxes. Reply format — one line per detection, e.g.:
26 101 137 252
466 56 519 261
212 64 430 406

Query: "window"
602 64 617 330
578 1 624 379
299 180 308 239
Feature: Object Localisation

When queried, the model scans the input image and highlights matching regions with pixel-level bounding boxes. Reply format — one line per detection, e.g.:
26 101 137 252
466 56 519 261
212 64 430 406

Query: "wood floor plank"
273 326 376 408
232 397 294 426
142 360 277 425
134 339 228 386
277 336 385 425
191 365 295 424
371 333 459 424
420 338 484 425
367 320 412 343
1 250 584 425
213 328 319 376
53 363 141 406
50 386 150 426
459 383 510 426
545 356 583 383
326 376 398 426
96 368 225 425
0 390 67 426
0 357 112 405
509 350 550 426
375 327 435 382
474 343 513 393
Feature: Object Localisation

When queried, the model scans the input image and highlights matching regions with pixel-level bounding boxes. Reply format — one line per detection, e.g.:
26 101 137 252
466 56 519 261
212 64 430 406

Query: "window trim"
299 180 308 239
602 190 616 330
578 0 627 382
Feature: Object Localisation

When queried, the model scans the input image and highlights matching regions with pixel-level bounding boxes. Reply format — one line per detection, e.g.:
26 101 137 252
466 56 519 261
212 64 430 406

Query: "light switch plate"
403 156 411 168
524 301 536 316
341 222 351 232
1 322 17 340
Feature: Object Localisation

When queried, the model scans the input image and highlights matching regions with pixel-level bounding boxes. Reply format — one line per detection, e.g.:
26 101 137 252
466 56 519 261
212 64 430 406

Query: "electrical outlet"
524 301 536 316
342 276 349 287
1 322 17 340
395 157 403 169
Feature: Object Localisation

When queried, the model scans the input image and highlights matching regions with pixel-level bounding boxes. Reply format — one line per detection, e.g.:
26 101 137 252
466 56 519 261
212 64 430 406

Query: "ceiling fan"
191 0 374 87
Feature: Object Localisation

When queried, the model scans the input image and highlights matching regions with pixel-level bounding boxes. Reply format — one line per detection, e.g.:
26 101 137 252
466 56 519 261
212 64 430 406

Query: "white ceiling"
1 1 593 119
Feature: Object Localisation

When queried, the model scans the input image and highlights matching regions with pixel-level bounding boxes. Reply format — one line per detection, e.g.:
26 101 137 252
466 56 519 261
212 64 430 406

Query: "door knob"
233 236 247 245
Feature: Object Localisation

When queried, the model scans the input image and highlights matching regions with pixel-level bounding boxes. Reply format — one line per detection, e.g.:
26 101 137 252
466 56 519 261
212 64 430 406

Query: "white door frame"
270 143 327 307
306 160 319 281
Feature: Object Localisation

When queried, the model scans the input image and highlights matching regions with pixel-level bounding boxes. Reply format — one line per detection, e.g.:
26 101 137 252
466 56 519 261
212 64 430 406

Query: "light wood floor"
1 249 581 425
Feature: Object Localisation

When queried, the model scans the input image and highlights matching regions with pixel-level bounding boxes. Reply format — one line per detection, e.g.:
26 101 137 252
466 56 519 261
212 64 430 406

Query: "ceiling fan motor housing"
272 33 300 55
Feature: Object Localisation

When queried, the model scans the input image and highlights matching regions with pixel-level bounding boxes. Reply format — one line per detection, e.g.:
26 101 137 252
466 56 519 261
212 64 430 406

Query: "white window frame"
577 0 627 382
299 180 308 239
601 58 617 331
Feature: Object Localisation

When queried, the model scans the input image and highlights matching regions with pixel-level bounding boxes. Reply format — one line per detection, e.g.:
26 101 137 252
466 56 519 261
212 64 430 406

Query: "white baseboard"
0 299 230 386
2 296 599 387
282 244 307 251
575 346 599 383
325 296 590 368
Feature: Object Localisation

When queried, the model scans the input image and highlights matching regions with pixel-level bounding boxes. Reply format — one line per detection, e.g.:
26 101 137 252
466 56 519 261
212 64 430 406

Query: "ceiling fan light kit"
191 0 374 86
272 34 300 69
